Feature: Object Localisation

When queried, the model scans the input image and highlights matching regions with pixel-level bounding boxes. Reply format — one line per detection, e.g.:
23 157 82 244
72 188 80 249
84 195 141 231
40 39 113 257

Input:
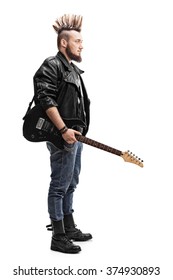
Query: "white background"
0 0 173 279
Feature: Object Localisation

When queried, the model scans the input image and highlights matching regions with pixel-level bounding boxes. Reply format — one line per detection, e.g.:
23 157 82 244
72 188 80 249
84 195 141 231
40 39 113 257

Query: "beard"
66 45 82 62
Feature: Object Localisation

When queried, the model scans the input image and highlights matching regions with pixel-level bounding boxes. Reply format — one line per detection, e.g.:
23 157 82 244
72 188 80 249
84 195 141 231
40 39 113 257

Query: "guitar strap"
22 95 35 120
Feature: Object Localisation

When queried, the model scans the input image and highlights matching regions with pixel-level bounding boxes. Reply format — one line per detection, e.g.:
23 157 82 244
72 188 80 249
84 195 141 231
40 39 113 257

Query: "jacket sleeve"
33 57 61 111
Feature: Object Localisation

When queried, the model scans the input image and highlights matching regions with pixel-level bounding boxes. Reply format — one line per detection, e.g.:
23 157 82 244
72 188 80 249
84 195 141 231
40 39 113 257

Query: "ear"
61 38 68 48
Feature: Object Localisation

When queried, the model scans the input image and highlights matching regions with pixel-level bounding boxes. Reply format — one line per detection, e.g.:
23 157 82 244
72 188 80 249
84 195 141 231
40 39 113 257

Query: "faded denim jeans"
46 141 83 221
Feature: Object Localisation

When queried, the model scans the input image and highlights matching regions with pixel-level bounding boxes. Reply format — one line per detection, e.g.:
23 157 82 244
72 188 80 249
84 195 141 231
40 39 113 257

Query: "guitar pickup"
36 117 54 132
36 117 45 130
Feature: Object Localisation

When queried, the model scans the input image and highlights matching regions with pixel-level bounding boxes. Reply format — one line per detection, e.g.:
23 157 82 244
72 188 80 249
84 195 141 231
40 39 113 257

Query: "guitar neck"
76 135 122 156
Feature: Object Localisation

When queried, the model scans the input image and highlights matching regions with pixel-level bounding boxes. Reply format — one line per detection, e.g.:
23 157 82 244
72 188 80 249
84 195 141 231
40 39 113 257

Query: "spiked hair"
53 14 83 34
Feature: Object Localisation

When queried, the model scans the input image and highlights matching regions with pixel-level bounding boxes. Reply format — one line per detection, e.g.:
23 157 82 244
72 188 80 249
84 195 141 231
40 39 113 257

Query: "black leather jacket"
33 52 90 136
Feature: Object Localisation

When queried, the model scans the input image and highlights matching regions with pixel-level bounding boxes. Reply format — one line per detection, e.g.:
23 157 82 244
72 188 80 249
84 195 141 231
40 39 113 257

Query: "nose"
80 42 83 49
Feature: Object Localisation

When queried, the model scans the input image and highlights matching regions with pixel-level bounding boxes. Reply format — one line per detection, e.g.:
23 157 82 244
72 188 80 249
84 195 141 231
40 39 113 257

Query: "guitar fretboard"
76 135 122 156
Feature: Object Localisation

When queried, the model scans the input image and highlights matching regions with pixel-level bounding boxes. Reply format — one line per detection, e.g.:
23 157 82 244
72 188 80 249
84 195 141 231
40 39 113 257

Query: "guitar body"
23 104 84 149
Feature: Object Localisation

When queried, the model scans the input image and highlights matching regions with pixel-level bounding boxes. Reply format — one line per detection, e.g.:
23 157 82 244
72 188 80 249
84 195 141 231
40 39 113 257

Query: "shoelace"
61 235 73 245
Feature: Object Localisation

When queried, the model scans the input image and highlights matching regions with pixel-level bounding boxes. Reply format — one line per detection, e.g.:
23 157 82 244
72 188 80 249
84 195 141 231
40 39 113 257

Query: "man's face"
65 30 83 62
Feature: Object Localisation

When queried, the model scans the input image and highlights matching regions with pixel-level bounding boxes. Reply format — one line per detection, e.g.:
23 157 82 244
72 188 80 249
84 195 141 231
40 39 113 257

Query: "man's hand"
62 129 81 144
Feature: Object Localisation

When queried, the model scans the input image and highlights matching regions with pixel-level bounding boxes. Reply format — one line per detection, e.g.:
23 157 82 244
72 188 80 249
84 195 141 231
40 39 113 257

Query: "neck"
59 49 71 63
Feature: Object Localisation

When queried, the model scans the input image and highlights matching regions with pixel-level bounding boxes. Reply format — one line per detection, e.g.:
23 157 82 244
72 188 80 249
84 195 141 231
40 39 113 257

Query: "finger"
73 129 82 135
67 140 75 144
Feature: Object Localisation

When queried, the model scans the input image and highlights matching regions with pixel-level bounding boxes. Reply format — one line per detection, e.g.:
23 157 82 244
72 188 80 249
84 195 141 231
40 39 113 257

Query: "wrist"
59 125 68 134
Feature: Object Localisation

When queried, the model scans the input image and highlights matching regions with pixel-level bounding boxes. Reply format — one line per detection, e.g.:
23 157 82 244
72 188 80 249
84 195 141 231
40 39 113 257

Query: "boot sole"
51 246 81 254
70 236 93 242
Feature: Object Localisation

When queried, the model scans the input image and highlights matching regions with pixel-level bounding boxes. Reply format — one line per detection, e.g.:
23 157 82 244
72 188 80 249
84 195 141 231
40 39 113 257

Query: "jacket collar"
56 51 84 75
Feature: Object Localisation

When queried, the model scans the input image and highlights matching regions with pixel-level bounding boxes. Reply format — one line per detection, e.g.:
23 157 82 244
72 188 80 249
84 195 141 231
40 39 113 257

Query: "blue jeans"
46 141 83 221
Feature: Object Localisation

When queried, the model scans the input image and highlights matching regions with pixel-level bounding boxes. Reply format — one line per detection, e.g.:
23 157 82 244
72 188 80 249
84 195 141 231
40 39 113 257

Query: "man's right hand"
62 128 81 144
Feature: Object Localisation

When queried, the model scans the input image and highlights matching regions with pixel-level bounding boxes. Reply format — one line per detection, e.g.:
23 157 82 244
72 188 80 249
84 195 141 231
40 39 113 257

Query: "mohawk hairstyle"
53 14 83 34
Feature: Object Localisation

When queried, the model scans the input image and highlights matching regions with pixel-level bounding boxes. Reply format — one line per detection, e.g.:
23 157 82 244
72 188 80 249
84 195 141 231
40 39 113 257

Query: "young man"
33 14 92 254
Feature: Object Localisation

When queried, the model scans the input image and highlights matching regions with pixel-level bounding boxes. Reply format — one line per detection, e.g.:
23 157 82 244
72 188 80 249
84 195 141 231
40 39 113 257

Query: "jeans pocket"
63 141 75 152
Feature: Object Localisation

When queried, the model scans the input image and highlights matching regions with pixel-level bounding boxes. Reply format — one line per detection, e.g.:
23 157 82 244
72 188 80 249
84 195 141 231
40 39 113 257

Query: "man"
33 14 92 254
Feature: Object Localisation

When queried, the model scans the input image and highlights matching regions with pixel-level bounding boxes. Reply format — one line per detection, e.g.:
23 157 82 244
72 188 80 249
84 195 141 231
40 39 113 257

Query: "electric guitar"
23 104 144 168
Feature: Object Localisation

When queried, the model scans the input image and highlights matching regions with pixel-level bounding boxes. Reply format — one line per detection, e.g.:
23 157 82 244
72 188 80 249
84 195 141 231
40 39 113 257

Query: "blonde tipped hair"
53 14 83 34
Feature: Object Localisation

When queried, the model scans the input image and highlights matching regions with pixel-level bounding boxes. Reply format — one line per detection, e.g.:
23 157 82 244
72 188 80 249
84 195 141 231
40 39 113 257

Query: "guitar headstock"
121 150 144 168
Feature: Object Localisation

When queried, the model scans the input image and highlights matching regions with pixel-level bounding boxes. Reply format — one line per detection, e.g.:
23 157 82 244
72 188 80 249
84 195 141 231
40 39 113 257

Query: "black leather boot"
64 214 92 242
50 220 81 253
